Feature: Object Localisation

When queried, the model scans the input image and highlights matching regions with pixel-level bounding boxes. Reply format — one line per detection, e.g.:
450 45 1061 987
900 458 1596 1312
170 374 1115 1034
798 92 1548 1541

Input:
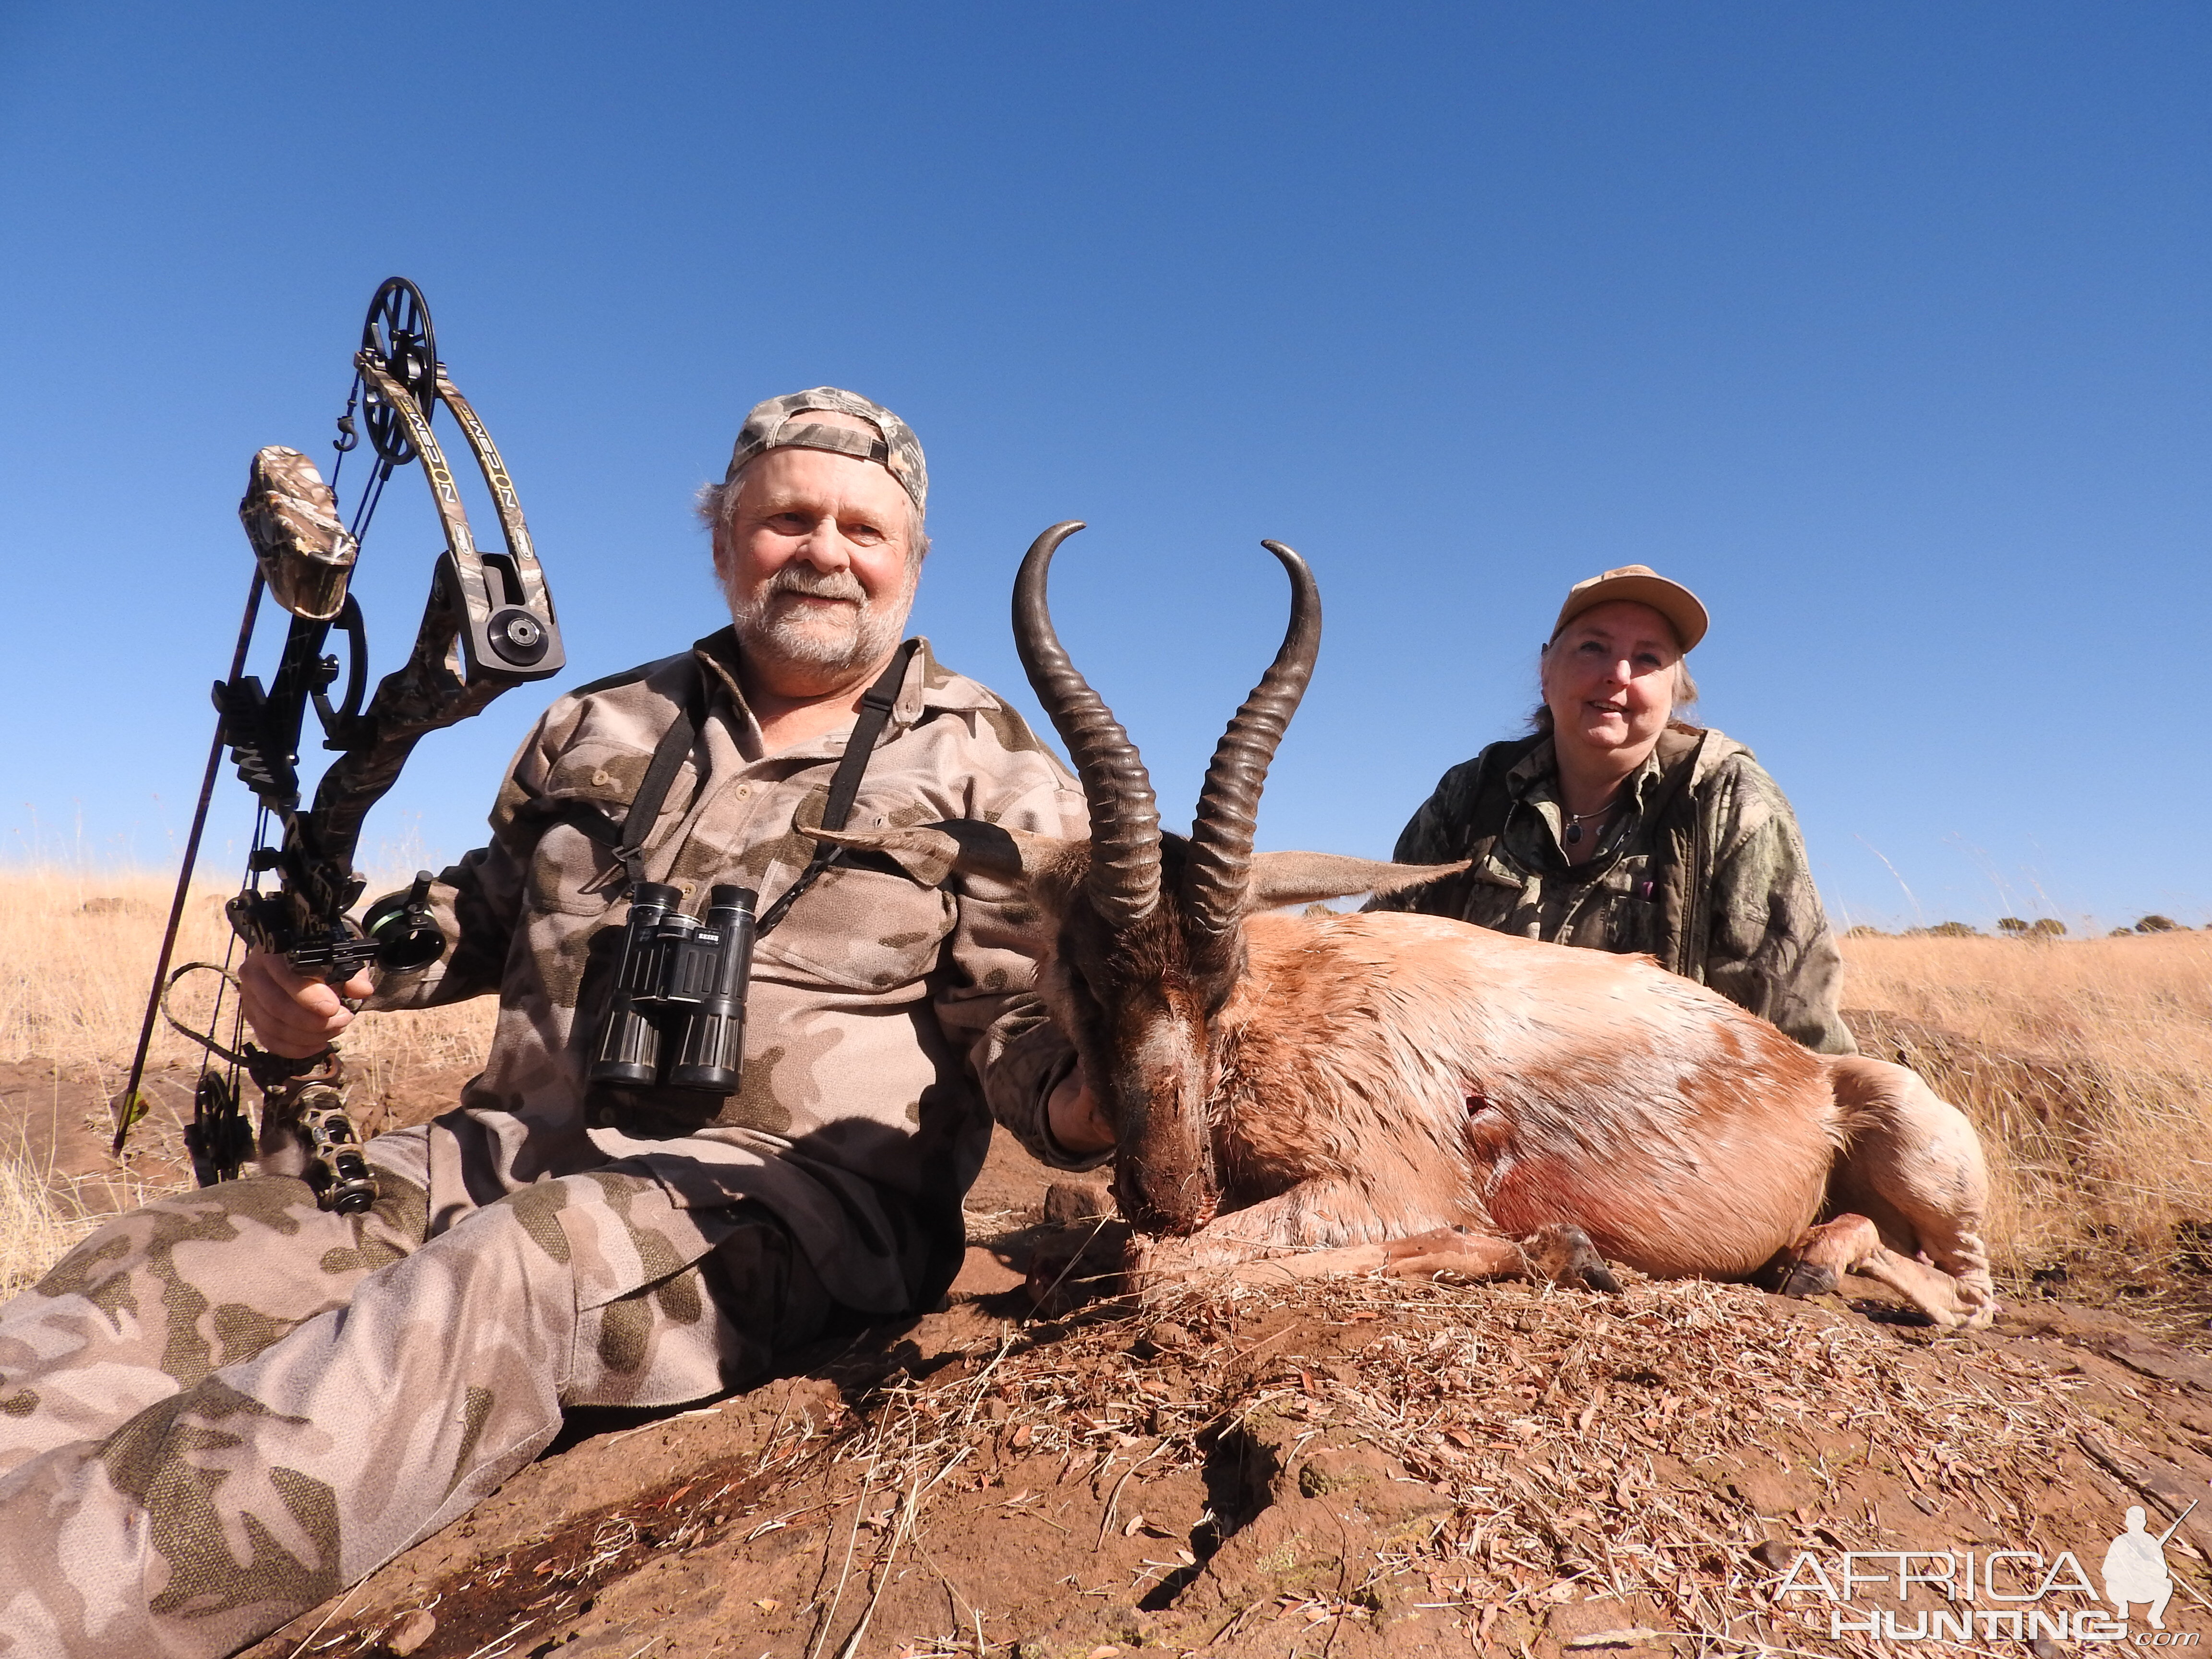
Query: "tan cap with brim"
1550 564 1708 652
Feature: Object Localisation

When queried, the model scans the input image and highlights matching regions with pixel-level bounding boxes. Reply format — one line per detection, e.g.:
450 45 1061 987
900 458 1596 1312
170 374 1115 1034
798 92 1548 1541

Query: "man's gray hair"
696 464 930 566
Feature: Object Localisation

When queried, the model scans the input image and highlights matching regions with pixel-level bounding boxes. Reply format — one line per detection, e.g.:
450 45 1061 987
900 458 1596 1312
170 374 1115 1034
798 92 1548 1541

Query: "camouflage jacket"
1368 725 1855 1055
366 629 1088 1312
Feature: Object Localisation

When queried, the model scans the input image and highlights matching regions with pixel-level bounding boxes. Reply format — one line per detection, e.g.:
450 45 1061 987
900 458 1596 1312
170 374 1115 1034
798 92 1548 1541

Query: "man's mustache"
765 567 867 605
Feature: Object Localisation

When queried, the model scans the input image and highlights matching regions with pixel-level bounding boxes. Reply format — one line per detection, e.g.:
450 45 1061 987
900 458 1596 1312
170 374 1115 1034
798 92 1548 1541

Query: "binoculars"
587 881 757 1094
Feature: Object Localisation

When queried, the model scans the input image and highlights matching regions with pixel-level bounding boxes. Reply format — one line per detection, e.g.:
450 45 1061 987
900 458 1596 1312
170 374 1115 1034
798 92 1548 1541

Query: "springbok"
814 524 1995 1328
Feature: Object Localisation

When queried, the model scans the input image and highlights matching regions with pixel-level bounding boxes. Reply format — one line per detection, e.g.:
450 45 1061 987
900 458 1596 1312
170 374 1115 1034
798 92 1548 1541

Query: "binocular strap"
562 638 920 932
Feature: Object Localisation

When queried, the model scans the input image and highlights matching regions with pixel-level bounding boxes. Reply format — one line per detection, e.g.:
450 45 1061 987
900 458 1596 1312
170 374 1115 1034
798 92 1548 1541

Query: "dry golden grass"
0 868 496 1083
0 868 499 1291
0 1135 185 1294
1840 928 2212 1284
0 1145 97 1293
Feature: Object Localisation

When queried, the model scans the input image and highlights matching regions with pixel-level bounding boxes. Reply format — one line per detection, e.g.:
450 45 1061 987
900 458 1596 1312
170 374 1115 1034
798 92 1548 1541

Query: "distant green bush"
2137 914 2179 933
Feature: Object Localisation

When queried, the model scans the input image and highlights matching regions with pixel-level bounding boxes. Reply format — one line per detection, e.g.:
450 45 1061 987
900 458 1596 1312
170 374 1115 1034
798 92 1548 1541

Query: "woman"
1371 564 1854 1054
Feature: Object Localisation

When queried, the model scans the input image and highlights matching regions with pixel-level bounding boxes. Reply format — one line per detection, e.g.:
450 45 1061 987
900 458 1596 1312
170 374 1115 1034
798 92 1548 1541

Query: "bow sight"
114 277 565 1212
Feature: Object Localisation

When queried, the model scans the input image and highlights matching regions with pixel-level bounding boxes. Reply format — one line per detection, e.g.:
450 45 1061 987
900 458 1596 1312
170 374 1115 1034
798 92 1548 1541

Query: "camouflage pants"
0 1123 841 1659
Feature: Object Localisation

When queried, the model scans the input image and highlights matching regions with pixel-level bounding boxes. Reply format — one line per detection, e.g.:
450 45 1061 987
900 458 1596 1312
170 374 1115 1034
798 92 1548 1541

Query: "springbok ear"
800 813 1068 890
1245 851 1470 911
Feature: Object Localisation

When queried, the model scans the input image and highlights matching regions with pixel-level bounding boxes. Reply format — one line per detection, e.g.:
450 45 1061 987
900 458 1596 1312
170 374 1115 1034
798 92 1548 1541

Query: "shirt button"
736 784 752 798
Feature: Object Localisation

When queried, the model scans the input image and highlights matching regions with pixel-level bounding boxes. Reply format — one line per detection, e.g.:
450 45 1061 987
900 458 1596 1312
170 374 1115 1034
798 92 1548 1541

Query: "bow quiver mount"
115 277 565 1213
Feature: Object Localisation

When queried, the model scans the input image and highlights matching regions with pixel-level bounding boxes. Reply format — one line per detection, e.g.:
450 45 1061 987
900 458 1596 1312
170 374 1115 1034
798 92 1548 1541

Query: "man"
0 389 1100 1657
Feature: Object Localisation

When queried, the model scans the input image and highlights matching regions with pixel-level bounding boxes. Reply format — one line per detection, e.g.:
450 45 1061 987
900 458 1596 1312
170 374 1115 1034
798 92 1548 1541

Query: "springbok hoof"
1774 1214 1878 1302
1779 1258 1840 1299
1523 1223 1621 1293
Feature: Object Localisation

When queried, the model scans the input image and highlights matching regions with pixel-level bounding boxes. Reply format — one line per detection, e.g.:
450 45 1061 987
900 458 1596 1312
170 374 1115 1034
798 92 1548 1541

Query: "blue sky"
2 3 2205 932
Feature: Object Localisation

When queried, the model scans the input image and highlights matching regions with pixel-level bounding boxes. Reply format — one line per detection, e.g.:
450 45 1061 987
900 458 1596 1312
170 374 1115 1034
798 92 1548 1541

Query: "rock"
1297 1448 1379 1499
2098 1332 2212 1393
384 1608 435 1656
1044 1179 1115 1224
1187 1495 1347 1608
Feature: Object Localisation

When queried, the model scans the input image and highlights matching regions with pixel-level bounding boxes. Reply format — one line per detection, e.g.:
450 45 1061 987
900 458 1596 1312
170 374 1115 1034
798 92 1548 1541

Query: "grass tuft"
1840 928 2212 1309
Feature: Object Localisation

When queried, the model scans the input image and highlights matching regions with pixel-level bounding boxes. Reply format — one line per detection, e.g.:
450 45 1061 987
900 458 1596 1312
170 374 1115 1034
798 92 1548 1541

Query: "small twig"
281 1583 362 1659
805 1437 889 1659
833 1473 926 1659
1096 1441 1168 1549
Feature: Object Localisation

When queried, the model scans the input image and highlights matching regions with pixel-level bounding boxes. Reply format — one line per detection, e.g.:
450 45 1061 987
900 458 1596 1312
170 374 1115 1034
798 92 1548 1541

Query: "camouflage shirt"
366 629 1087 1312
1368 724 1855 1055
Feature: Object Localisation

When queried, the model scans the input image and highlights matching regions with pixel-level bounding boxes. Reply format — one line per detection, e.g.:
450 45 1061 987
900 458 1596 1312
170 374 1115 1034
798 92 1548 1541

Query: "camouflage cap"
723 387 927 513
1550 564 1708 652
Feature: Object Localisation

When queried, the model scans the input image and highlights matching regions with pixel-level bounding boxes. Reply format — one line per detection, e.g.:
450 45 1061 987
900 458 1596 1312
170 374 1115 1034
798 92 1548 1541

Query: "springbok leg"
1130 1179 1620 1295
1776 1213 1994 1330
1385 1223 1619 1290
1824 1057 1996 1324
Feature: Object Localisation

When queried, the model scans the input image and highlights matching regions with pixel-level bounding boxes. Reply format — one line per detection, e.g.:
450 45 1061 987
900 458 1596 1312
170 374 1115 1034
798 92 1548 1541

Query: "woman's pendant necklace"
1563 796 1622 847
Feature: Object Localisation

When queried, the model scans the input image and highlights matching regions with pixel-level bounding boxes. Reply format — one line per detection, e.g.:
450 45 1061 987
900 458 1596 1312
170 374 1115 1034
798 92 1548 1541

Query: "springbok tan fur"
1155 905 1991 1323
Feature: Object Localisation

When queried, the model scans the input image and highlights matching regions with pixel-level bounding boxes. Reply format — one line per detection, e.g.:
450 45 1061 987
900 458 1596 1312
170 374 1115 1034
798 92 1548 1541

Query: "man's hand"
1046 1065 1115 1157
240 949 373 1059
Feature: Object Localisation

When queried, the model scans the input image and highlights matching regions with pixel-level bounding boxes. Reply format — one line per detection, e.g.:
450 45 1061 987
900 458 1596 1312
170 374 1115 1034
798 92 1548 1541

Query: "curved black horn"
1182 541 1322 952
1013 522 1162 926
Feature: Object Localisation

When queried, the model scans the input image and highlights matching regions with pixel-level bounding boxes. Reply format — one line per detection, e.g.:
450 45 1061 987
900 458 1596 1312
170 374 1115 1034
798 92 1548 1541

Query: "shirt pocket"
1599 892 1663 956
1592 858 1663 956
750 860 954 994
523 738 660 917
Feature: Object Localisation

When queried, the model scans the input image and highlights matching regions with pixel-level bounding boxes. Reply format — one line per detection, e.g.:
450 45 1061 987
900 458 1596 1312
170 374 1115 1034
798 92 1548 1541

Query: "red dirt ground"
10 1060 2212 1657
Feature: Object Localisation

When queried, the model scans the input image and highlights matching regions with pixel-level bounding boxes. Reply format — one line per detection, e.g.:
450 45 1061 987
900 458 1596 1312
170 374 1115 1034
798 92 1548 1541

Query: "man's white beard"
726 563 911 681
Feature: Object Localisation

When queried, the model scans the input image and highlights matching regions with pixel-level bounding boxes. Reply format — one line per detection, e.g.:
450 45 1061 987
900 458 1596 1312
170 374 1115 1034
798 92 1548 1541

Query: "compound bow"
113 277 565 1212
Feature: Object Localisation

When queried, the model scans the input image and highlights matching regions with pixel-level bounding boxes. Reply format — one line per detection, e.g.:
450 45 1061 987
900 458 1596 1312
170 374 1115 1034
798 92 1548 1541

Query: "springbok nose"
1112 1161 1218 1238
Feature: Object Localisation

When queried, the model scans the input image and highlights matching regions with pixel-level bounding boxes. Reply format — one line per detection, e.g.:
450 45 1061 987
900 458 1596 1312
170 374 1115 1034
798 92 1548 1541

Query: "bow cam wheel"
361 277 439 465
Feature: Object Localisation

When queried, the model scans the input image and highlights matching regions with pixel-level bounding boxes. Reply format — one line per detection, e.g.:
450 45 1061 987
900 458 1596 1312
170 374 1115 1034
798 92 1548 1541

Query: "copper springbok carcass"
814 523 1996 1328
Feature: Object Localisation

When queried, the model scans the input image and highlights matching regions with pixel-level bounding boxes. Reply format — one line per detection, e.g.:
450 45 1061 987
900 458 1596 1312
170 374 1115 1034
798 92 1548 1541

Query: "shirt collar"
1505 732 1676 808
